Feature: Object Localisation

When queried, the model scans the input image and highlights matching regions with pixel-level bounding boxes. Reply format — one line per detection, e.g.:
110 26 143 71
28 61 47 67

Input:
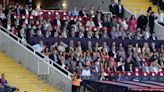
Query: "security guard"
71 70 81 92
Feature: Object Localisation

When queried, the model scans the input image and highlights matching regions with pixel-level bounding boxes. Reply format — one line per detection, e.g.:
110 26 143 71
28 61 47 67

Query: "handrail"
0 26 72 77
102 11 113 17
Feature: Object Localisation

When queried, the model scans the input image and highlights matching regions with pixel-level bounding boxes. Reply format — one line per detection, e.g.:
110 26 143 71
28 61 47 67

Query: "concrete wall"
64 0 110 11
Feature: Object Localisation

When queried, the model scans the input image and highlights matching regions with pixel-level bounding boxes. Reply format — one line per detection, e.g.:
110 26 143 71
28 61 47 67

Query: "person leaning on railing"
71 70 81 92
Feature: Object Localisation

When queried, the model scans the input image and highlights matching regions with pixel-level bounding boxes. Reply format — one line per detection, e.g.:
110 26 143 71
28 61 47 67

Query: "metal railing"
0 25 72 92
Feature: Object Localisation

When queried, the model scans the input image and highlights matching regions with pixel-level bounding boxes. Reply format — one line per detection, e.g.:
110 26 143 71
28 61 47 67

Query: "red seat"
141 72 148 76
132 72 140 76
124 71 132 76
134 67 141 72
149 72 156 76
157 72 164 76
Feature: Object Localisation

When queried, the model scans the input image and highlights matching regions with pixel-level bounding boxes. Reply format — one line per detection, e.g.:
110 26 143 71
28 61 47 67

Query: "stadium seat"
133 72 141 81
149 72 158 81
157 72 164 82
124 72 133 81
141 72 149 81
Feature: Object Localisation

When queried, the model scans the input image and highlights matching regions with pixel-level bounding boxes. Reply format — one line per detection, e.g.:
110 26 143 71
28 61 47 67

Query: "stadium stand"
0 0 164 92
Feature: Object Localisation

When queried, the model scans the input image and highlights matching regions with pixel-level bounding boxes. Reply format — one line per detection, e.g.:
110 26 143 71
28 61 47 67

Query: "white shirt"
122 66 125 72
31 10 39 16
156 13 164 23
25 9 29 15
0 13 6 20
81 69 91 76
118 5 122 13
57 45 66 52
57 19 61 26
33 44 44 52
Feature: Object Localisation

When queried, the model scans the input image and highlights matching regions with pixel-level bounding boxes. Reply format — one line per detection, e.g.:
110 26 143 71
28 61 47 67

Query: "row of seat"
12 14 84 20
80 72 164 82
39 10 67 16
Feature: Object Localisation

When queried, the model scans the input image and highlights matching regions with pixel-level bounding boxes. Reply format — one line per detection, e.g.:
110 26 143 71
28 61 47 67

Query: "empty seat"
149 72 158 81
157 72 164 82
141 72 149 81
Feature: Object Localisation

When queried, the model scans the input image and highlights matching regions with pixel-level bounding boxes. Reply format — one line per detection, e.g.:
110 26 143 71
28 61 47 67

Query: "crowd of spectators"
0 0 163 81
35 39 164 80
0 1 159 43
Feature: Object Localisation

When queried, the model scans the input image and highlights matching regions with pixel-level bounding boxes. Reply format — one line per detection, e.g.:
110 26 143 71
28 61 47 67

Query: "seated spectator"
150 59 161 73
69 6 79 16
57 41 68 52
142 62 150 73
85 17 95 27
81 65 91 76
117 62 127 72
0 9 6 20
79 6 87 17
91 68 99 79
111 26 118 39
150 32 157 40
33 41 45 52
89 5 95 18
128 15 137 33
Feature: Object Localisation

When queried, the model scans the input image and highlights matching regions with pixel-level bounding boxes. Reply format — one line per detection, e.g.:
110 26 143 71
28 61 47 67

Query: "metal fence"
0 26 72 92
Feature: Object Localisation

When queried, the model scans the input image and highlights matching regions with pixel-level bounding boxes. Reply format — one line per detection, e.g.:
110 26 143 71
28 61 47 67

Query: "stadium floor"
0 51 61 92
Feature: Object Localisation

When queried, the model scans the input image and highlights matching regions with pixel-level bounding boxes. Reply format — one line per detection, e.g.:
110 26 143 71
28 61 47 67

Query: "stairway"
0 51 61 92
120 0 164 14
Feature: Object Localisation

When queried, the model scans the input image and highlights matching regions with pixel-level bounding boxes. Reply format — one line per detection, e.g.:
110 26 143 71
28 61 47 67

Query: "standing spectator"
156 9 164 26
116 0 124 17
109 0 118 16
149 12 157 34
147 6 152 16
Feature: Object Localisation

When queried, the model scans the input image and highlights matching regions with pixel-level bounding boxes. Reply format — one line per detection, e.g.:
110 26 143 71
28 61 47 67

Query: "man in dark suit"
49 49 59 63
125 63 134 72
79 6 87 17
109 0 118 16
51 15 62 28
137 15 148 31
149 12 157 34
149 32 157 40
116 0 124 17
117 62 128 72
